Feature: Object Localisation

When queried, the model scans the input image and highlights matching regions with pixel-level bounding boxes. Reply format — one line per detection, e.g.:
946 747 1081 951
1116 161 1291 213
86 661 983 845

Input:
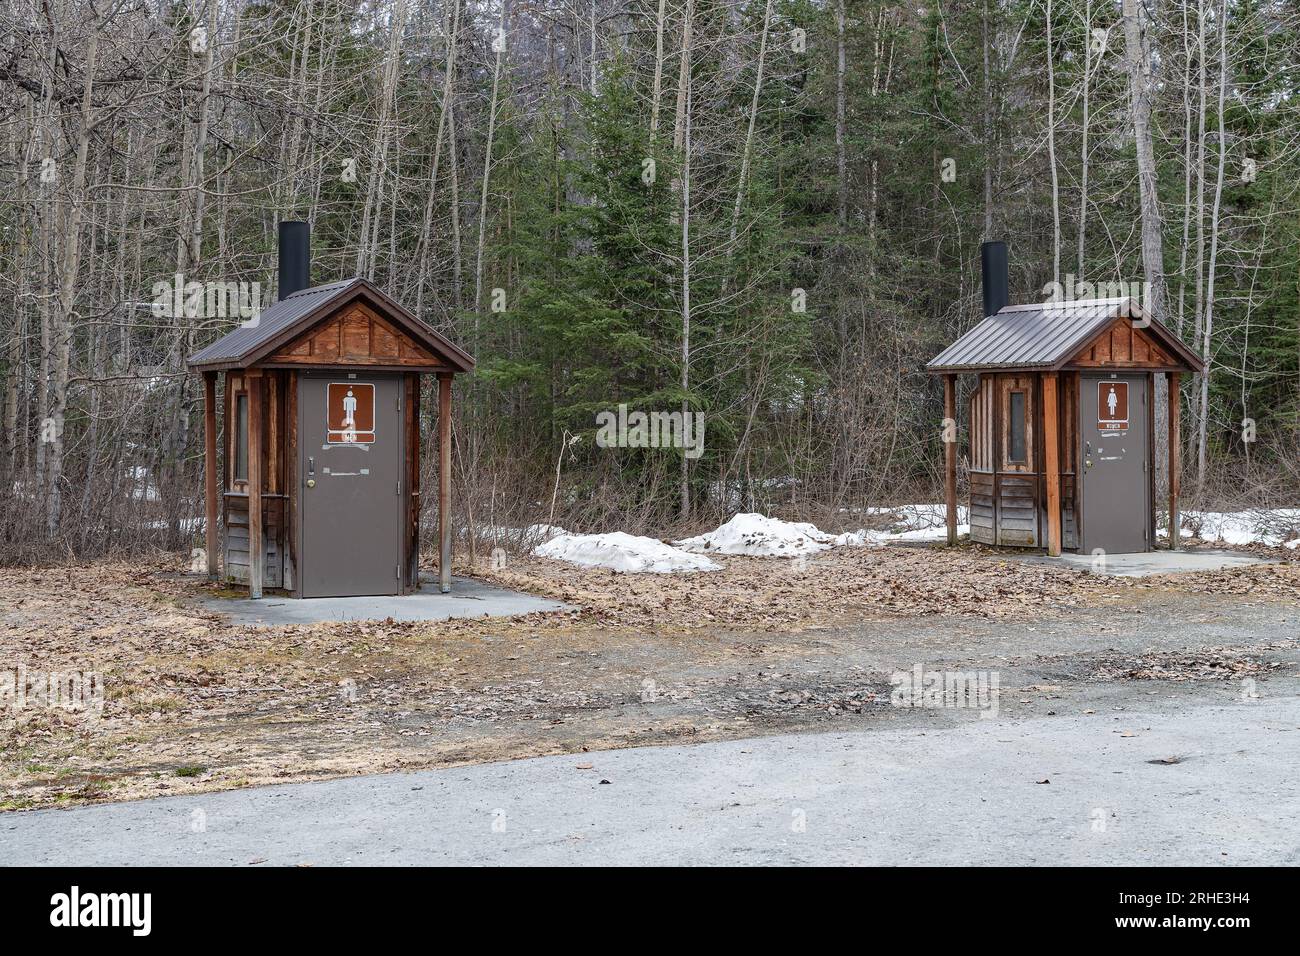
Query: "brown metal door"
299 373 403 597
1080 374 1148 554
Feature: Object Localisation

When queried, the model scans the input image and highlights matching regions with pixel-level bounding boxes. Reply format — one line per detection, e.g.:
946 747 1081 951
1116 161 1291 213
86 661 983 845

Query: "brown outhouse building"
928 242 1205 556
187 222 474 598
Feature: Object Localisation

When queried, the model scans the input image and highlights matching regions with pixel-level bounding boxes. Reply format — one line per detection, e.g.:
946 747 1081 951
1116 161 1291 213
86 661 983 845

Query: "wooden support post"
407 374 421 592
438 373 452 594
248 370 264 600
1168 372 1181 551
943 374 958 546
203 371 219 581
1043 371 1062 556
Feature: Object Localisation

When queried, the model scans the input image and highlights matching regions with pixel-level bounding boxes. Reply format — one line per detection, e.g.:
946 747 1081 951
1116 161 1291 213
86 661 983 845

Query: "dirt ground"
2 541 1298 810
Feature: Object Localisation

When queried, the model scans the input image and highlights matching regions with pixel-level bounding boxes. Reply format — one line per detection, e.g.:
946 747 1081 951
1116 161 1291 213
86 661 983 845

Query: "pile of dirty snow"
863 504 971 543
1163 508 1300 548
675 513 839 557
533 531 720 573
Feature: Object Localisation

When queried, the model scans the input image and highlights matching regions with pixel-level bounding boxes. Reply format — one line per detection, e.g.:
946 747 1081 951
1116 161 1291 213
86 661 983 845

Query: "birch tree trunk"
835 0 847 232
680 80 692 517
1076 0 1092 279
1196 0 1229 488
474 1 509 325
649 0 667 145
672 0 695 153
729 0 774 247
415 0 461 318
1046 0 1061 284
1121 0 1166 322
45 11 101 538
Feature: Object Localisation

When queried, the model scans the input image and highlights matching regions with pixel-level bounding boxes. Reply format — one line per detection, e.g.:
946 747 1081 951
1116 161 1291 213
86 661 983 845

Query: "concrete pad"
1017 548 1275 577
200 575 570 625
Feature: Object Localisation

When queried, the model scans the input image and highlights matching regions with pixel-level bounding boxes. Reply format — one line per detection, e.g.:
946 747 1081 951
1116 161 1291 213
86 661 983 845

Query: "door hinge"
397 564 401 580
396 480 401 496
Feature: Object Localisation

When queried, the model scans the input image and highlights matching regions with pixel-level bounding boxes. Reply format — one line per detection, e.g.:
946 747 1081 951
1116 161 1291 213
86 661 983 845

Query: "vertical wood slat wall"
968 375 996 544
967 371 1080 550
222 370 289 591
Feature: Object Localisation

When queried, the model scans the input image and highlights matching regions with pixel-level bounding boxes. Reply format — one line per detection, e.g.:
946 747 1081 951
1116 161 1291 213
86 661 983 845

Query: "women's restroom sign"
327 382 376 443
1097 381 1128 431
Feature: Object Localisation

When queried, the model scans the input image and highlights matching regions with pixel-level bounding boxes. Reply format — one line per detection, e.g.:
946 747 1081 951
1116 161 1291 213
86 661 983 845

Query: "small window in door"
1008 390 1027 463
234 393 249 481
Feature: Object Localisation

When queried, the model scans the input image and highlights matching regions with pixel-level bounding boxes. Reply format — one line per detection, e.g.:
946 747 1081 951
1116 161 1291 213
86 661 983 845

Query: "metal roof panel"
926 298 1183 371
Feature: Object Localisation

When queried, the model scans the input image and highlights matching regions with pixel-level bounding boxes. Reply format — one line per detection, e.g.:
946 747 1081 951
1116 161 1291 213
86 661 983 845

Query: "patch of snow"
830 529 877 547
676 513 836 557
677 506 977 555
143 517 204 534
865 522 971 544
534 531 720 574
1177 509 1300 547
849 504 970 543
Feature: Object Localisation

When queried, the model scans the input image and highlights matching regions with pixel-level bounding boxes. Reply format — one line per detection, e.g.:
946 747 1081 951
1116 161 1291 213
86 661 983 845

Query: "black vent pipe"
981 240 1009 317
278 220 310 300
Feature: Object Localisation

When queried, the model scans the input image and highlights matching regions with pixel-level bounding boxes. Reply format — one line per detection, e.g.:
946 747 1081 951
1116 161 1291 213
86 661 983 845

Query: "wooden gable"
1065 317 1178 369
267 301 447 369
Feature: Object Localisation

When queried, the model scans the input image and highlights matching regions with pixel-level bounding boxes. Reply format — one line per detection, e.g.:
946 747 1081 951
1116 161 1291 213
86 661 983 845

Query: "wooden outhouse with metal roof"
187 222 474 598
927 242 1205 556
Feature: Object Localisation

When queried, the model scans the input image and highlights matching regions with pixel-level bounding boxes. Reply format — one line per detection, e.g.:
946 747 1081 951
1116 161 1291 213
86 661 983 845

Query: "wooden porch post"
1168 372 1181 551
248 370 264 599
943 373 958 546
203 371 219 581
438 372 452 593
1043 371 1062 556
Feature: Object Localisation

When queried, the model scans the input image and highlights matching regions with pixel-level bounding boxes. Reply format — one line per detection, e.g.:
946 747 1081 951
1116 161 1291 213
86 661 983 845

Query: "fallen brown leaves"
1085 643 1295 683
2 545 1297 810
477 546 1113 627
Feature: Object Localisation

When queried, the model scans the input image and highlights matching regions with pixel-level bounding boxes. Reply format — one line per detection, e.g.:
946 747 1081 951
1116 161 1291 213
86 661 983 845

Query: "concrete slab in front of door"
1018 549 1276 578
201 576 571 626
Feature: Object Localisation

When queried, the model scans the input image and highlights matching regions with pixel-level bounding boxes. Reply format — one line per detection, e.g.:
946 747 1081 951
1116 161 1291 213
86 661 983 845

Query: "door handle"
1085 459 1093 468
306 479 316 488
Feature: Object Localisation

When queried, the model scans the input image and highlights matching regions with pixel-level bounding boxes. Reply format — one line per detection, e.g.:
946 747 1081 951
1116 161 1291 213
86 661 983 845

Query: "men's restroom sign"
327 382 375 443
1097 381 1128 431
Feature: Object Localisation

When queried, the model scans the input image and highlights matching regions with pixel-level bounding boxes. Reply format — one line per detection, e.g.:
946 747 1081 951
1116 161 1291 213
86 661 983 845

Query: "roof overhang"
927 298 1205 375
187 277 474 374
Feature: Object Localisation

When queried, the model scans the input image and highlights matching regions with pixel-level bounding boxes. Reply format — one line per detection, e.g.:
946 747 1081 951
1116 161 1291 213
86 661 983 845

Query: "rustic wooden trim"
1168 372 1181 550
203 371 219 580
1050 313 1205 374
406 373 421 590
1043 371 1062 556
266 301 450 370
1146 372 1156 550
439 373 452 593
1034 374 1043 546
255 362 453 374
247 370 264 599
285 370 299 596
190 281 474 374
944 374 958 546
992 374 1003 543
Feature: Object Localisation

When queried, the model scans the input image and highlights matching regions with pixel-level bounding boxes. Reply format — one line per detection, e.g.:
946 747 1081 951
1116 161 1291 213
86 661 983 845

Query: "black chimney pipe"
278 220 310 300
981 240 1009 317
